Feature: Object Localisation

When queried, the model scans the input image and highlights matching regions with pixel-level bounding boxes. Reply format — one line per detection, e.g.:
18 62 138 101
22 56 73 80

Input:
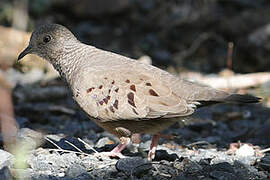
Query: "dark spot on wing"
112 80 115 84
113 100 119 109
99 101 104 105
109 106 115 113
103 96 110 104
125 79 130 83
86 87 95 93
130 85 136 92
149 89 159 96
132 108 139 115
104 77 108 80
99 85 103 89
127 92 136 107
146 82 152 86
115 88 119 93
108 89 111 94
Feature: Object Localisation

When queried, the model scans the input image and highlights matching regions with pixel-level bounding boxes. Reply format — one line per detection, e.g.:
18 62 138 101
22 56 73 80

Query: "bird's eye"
43 35 51 43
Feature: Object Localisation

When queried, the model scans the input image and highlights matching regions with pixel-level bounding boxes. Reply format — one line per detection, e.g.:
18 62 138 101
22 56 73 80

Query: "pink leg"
148 134 160 161
95 137 130 159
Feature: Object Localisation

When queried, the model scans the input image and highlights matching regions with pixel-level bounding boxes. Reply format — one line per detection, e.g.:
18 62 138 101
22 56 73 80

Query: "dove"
18 24 260 160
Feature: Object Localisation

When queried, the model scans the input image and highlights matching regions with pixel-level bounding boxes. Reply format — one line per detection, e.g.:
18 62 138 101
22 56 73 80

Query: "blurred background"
1 0 270 73
0 0 270 179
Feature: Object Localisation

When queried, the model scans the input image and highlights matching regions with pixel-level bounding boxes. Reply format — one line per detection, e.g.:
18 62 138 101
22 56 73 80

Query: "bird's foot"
147 134 160 161
95 137 130 160
94 151 126 159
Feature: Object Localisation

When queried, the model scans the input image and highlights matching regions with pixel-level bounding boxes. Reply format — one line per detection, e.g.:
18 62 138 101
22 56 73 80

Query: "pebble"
66 164 87 178
116 157 148 174
0 150 13 169
0 166 12 180
258 155 270 171
209 170 237 180
95 137 114 148
235 144 255 157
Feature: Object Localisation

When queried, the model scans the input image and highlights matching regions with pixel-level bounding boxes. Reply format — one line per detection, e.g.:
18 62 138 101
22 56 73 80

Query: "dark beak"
17 45 32 61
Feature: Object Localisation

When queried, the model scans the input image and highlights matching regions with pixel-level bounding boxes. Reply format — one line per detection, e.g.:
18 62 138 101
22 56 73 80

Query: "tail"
197 94 261 108
221 94 261 104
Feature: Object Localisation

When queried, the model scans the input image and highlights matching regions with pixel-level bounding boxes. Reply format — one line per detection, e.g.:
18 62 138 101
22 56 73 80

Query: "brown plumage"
18 24 260 161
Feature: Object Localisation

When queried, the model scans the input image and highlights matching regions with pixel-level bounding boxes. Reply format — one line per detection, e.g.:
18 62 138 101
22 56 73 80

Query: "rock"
182 159 203 174
209 170 237 180
0 150 13 169
258 155 270 171
116 157 148 174
66 164 87 178
0 166 12 180
17 128 44 148
235 144 255 157
74 173 94 180
154 150 178 162
95 137 114 149
211 162 235 174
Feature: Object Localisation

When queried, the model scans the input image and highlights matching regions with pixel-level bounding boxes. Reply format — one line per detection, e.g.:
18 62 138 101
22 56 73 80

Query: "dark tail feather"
223 94 261 104
197 94 261 108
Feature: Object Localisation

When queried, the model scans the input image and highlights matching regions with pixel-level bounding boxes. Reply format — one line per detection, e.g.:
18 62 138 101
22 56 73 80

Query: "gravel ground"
0 82 269 179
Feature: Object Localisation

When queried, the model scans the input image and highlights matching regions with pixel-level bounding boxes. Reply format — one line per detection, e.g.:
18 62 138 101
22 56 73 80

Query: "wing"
72 61 197 122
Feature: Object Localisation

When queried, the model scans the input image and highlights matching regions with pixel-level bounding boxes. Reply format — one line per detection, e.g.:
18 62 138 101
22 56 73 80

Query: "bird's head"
18 24 78 62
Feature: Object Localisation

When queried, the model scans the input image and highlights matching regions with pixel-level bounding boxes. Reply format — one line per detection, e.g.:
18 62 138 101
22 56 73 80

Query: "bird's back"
70 47 246 123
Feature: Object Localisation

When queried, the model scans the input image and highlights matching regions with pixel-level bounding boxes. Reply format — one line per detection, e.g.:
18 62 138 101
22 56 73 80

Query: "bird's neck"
51 43 95 85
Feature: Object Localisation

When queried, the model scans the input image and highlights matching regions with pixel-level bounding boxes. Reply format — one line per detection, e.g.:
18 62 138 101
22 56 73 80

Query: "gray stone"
66 164 87 178
0 150 13 169
0 166 12 180
116 157 148 174
209 170 237 180
95 137 114 149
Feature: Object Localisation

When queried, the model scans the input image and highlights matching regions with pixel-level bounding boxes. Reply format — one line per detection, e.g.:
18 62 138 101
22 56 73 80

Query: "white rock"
235 144 255 157
0 149 14 169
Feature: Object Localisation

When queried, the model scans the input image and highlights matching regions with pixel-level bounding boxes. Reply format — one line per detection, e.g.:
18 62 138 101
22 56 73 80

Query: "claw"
95 137 130 159
148 134 160 161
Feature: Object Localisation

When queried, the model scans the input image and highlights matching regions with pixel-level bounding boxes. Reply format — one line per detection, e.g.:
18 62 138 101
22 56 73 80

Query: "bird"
18 24 260 161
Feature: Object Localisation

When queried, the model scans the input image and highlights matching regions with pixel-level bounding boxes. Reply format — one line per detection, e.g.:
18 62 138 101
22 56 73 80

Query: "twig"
46 148 91 156
186 141 213 148
45 137 63 150
64 140 83 153
227 42 234 70
259 147 270 153
97 162 116 169
78 138 99 153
